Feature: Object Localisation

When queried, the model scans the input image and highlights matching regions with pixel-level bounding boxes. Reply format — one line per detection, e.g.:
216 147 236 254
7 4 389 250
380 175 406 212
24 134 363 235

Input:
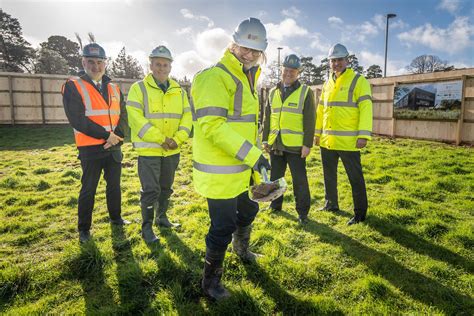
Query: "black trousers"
78 153 122 231
206 191 259 252
137 154 180 210
320 147 368 220
269 151 311 218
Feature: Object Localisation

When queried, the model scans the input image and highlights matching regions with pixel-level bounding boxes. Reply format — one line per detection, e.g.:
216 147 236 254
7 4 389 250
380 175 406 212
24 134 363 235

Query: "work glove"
253 154 271 172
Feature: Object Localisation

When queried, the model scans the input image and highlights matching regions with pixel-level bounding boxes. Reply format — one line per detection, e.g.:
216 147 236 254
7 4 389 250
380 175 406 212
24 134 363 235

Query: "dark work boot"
202 247 231 301
79 230 91 243
141 205 159 243
232 225 262 263
155 200 181 228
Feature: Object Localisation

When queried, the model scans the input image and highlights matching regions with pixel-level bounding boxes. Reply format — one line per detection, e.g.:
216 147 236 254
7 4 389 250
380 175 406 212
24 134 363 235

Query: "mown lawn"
0 126 473 315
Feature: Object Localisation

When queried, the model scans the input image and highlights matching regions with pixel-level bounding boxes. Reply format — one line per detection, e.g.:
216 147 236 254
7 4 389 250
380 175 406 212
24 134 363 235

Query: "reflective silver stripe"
76 79 92 111
138 81 150 117
358 130 372 136
189 97 197 121
216 63 243 116
178 126 191 134
183 107 191 113
109 83 120 101
298 85 308 110
269 88 276 104
235 140 253 161
196 107 228 118
181 89 185 108
280 129 304 135
315 129 322 134
133 142 162 148
126 100 143 109
326 101 358 108
228 114 256 122
272 108 282 113
85 109 120 116
270 129 279 135
138 123 153 138
146 113 182 119
321 130 372 136
193 161 250 174
358 95 372 103
281 107 303 114
348 74 360 104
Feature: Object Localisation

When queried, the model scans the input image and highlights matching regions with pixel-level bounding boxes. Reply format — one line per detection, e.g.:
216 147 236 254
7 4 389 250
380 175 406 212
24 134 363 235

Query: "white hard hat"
232 17 268 51
149 45 173 61
328 43 349 59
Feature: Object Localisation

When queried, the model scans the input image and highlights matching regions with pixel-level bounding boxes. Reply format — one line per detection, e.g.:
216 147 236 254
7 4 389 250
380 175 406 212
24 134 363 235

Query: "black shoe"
319 206 340 212
298 217 309 225
79 230 91 243
347 217 364 225
110 218 131 225
156 216 181 228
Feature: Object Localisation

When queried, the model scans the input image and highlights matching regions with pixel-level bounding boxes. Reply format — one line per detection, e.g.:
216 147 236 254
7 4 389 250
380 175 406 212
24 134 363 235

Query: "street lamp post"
277 47 283 79
384 13 397 77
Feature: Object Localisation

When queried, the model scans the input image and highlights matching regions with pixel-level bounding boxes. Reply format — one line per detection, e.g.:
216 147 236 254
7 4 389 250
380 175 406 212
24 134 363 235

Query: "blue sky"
2 0 473 79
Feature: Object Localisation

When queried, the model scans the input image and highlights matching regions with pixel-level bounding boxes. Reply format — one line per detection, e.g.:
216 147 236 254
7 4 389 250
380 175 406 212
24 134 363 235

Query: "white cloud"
359 50 408 76
437 0 461 14
265 18 309 42
172 50 210 80
195 28 231 61
372 14 408 30
309 33 331 53
398 16 473 53
281 6 301 18
176 27 193 36
328 16 343 26
180 8 214 28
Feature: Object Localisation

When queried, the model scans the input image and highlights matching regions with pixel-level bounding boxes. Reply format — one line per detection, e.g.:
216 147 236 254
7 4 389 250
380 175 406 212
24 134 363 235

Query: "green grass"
0 126 473 315
394 108 461 120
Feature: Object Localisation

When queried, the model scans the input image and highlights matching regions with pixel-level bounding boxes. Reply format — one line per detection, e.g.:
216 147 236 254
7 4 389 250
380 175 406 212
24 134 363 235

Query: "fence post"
391 82 397 138
8 75 15 125
40 76 46 125
456 75 467 145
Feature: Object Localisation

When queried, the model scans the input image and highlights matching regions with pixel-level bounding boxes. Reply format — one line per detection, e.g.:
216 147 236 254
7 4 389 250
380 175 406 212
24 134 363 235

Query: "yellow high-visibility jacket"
126 74 192 156
191 49 262 199
268 84 309 147
316 68 372 151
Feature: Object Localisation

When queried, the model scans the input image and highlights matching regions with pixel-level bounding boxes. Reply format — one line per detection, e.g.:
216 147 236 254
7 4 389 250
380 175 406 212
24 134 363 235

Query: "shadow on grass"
110 224 152 313
145 230 206 315
0 126 75 150
244 262 344 315
352 211 474 274
280 212 473 314
66 240 117 315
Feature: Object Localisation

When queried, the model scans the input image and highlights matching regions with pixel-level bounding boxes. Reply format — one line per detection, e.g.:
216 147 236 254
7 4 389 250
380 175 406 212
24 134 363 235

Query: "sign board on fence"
393 80 462 120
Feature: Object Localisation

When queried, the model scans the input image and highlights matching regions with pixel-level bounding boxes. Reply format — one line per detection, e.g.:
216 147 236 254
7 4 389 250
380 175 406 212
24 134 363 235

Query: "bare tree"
407 55 453 73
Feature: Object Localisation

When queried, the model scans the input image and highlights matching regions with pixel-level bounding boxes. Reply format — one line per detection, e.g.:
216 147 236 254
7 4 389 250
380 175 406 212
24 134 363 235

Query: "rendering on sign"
393 80 462 120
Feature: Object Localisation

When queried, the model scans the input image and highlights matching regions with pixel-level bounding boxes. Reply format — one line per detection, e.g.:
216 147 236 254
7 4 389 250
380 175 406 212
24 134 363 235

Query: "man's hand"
253 155 271 172
262 143 270 153
166 137 178 150
106 132 123 146
356 138 368 149
301 145 311 158
314 136 320 146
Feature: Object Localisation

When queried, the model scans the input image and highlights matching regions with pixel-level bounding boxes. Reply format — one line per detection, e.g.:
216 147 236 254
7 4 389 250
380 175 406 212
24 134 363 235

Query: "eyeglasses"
239 46 262 57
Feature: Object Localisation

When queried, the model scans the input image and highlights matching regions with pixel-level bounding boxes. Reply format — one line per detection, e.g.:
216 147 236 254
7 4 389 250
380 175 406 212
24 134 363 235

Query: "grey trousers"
320 147 368 220
137 154 180 210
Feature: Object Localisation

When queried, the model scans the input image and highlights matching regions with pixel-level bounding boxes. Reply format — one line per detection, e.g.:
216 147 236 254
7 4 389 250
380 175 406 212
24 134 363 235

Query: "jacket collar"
80 72 112 86
143 73 181 92
219 49 261 92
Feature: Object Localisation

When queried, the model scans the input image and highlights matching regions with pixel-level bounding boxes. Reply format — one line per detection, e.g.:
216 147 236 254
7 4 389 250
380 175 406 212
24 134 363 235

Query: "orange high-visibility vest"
67 79 121 147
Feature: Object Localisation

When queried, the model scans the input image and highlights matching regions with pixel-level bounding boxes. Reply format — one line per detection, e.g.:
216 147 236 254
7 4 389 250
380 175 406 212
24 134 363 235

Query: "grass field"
0 126 473 315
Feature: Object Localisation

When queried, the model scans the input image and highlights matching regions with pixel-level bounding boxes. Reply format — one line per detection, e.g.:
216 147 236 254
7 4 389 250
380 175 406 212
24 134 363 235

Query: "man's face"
330 57 348 74
233 45 262 70
282 67 299 86
150 57 171 83
82 57 106 81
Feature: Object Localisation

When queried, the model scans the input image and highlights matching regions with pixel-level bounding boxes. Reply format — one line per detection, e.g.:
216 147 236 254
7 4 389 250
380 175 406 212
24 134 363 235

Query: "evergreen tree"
34 48 69 74
0 9 34 72
40 35 81 74
365 64 383 78
109 47 144 79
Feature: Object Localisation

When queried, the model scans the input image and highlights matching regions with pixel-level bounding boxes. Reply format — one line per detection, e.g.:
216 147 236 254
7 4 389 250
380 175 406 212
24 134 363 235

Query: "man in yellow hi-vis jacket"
126 46 192 243
314 43 372 225
191 17 270 301
262 54 315 225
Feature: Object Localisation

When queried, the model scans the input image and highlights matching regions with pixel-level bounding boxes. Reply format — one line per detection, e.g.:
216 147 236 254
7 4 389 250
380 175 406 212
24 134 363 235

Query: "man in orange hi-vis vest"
62 43 130 243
